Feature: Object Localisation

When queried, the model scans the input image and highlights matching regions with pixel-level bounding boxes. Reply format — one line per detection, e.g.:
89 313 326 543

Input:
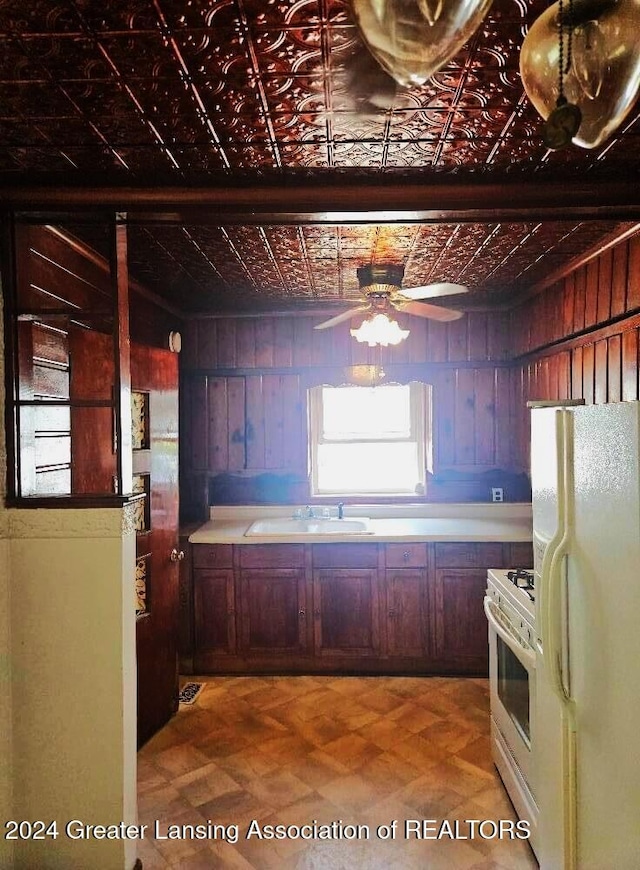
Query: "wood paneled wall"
510 233 640 470
180 311 529 517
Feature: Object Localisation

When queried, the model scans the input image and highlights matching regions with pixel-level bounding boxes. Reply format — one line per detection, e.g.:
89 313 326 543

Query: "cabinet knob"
299 609 306 618
388 608 396 618
402 551 410 562
170 548 185 562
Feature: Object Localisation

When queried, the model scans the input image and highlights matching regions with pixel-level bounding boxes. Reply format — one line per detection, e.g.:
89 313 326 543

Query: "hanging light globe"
350 0 494 87
520 0 640 149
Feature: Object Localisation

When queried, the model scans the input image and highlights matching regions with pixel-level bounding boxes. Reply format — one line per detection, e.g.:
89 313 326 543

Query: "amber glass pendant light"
521 0 640 149
351 0 494 86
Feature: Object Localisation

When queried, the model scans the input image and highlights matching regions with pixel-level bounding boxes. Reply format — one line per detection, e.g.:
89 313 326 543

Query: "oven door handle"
483 596 536 671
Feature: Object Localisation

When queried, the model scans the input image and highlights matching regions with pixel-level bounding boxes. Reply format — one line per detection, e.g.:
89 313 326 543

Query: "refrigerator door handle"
547 547 574 705
539 410 568 675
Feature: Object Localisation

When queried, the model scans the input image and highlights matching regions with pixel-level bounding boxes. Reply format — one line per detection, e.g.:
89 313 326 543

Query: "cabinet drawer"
192 544 233 569
239 544 305 569
385 543 427 568
312 543 379 568
434 542 503 568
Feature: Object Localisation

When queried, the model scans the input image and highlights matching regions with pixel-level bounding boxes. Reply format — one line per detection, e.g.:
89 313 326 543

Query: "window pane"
322 385 412 440
317 442 421 493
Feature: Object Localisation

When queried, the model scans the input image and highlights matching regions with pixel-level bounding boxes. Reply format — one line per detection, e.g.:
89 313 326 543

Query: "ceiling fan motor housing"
357 263 405 296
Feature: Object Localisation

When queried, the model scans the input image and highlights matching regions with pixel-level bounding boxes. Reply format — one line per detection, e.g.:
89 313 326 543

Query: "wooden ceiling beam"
2 179 640 223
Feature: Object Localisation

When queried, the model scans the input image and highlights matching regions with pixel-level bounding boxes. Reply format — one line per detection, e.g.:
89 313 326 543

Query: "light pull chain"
542 0 582 149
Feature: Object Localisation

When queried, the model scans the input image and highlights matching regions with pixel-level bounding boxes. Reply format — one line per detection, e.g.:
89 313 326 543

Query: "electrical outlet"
491 487 504 503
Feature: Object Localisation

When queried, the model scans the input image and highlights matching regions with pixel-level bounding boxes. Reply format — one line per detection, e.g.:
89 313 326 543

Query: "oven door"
484 595 537 801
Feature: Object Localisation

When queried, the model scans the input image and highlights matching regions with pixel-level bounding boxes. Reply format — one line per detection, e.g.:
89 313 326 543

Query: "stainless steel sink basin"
244 518 373 536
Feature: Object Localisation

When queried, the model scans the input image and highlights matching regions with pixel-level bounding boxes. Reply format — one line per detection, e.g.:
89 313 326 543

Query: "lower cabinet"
184 540 532 675
313 569 379 657
383 569 430 659
193 569 236 658
239 569 308 654
433 569 489 672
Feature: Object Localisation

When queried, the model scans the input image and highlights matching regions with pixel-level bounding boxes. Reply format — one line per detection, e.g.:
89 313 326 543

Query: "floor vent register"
178 682 205 705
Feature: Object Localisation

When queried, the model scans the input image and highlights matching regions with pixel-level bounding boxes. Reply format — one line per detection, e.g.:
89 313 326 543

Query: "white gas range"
485 568 539 859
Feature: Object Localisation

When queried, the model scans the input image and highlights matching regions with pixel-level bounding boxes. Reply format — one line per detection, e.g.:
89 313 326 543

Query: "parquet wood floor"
137 676 538 869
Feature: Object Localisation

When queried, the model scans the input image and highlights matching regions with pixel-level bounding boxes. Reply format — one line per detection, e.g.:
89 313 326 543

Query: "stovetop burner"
487 568 536 627
506 569 535 600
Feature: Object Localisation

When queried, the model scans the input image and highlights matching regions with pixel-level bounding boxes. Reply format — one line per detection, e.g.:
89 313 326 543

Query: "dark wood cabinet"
239 569 308 654
184 539 532 675
178 534 194 673
433 568 490 672
190 544 237 672
193 569 237 661
313 569 380 657
383 569 430 658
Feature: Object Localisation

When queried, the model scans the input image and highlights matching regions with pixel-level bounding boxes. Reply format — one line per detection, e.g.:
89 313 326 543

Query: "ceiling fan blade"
396 300 464 322
313 305 370 330
397 282 468 300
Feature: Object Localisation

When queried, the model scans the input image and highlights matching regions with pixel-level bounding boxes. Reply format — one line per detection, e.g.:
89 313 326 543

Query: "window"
309 382 431 496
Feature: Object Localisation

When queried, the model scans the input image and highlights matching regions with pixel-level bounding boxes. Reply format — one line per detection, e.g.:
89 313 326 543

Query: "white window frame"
308 381 431 497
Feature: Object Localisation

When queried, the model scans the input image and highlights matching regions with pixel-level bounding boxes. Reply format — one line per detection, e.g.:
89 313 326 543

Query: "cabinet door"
239 569 308 653
313 569 379 657
194 569 237 655
384 569 429 658
433 568 489 672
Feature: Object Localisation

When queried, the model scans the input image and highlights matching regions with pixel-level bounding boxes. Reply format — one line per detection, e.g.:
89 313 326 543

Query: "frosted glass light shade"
351 0 494 87
520 0 640 149
350 313 410 347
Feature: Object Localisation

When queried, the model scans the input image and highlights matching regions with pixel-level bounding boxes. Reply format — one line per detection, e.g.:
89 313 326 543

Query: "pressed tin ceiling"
120 220 635 312
1 0 639 313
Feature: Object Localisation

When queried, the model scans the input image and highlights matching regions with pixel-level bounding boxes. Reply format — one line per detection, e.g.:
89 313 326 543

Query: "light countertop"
188 503 533 545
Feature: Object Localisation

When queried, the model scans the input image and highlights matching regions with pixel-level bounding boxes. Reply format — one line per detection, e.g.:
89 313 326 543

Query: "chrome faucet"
304 505 315 518
337 502 345 520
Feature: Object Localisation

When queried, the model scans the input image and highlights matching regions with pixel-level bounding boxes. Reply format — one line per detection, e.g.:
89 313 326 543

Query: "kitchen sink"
244 517 373 536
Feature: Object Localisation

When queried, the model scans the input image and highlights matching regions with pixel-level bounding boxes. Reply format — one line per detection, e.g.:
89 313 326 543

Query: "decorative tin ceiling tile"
1 0 639 314
75 0 160 31
0 0 82 33
99 34 181 80
170 145 229 170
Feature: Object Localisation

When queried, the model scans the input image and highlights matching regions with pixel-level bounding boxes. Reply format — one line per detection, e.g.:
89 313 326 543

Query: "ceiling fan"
313 264 467 332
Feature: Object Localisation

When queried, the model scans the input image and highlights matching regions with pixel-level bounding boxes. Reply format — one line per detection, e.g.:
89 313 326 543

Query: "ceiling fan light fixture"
357 263 404 293
350 312 410 347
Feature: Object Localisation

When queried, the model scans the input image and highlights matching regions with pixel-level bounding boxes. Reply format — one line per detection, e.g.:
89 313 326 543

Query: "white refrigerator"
531 401 640 870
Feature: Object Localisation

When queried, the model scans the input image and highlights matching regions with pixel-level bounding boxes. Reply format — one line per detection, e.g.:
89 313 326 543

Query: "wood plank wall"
510 233 640 470
180 310 530 518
